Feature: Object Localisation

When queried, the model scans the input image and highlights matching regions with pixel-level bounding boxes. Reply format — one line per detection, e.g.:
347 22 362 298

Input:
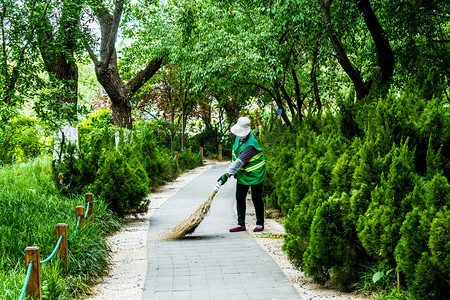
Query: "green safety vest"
232 132 265 185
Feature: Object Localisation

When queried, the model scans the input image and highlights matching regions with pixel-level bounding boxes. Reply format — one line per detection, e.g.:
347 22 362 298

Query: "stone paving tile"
143 163 300 300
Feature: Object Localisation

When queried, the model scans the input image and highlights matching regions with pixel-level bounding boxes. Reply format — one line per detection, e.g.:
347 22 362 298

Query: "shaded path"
143 162 300 300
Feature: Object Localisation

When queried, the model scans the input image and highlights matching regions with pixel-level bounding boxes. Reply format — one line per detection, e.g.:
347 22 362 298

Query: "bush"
91 143 150 217
0 115 52 165
132 122 179 186
52 124 115 196
263 87 449 296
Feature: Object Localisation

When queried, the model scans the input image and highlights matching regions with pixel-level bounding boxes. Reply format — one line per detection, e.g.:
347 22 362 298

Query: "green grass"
0 156 120 299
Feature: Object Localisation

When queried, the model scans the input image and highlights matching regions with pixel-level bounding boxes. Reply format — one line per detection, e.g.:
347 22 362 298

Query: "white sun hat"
231 117 251 138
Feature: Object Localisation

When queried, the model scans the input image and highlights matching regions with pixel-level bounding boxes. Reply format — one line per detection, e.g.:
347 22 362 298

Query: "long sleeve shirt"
225 144 259 177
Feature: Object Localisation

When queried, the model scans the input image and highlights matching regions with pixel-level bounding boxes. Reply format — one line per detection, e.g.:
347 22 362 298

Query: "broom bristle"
159 190 217 240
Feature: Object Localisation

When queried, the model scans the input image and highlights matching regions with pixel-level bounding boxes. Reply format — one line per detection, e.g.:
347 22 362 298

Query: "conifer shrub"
53 114 204 217
91 142 150 217
52 124 115 195
394 174 449 299
263 87 449 296
302 193 362 290
177 148 203 170
132 122 178 187
357 140 417 266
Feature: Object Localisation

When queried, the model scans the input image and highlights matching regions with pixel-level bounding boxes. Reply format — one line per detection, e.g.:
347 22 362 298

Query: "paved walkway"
143 162 300 300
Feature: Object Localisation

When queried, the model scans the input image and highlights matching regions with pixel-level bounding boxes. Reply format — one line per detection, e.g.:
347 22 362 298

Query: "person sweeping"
161 116 265 240
215 116 266 232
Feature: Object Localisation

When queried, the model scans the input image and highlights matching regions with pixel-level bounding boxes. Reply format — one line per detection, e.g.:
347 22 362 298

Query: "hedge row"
53 111 203 217
261 88 449 298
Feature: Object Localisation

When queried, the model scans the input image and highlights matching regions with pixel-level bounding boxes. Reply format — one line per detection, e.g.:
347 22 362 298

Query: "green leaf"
372 271 383 283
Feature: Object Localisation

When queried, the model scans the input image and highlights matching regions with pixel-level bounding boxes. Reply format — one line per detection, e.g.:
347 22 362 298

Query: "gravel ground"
87 161 373 300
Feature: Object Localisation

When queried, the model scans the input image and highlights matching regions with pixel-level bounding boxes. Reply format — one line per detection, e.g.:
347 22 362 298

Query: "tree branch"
235 80 276 100
84 38 99 66
236 2 255 26
95 1 123 69
127 54 167 97
106 0 123 66
318 0 367 99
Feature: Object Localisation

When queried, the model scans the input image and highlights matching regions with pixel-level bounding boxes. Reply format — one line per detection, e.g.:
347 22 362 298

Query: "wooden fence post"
55 223 68 268
200 147 203 160
25 246 41 299
175 151 178 165
166 153 169 160
189 148 192 156
76 206 85 227
397 267 405 287
218 144 222 162
85 193 94 220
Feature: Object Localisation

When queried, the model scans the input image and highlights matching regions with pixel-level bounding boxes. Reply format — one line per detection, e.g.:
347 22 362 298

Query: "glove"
218 174 228 185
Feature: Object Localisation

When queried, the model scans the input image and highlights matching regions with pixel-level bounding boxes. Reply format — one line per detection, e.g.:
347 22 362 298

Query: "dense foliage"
261 82 449 297
0 115 52 165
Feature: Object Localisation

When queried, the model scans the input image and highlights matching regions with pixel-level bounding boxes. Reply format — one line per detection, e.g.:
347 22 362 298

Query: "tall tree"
85 0 166 129
0 0 50 112
318 0 394 100
36 0 83 120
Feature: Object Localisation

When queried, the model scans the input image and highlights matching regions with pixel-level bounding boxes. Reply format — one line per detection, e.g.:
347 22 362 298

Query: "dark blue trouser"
236 183 264 226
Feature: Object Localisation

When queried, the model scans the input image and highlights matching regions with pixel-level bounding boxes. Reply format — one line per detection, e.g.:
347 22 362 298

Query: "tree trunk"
40 51 78 117
318 0 394 100
319 0 370 100
86 1 165 129
274 84 292 127
356 0 394 84
94 50 133 129
110 98 132 129
37 2 81 119
311 38 321 109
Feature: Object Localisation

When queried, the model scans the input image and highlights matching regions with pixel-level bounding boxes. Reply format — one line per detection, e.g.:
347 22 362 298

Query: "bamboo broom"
159 182 221 240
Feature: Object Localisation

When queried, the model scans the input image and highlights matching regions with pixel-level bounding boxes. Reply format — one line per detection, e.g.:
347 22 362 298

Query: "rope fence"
40 235 63 265
166 147 204 162
18 193 96 300
19 262 33 300
166 146 234 162
68 216 81 242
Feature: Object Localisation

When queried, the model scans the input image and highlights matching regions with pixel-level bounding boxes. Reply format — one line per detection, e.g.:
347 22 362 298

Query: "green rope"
68 215 81 242
40 235 63 264
19 261 33 300
19 198 98 299
196 150 201 158
84 201 90 219
222 147 232 151
172 154 177 161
